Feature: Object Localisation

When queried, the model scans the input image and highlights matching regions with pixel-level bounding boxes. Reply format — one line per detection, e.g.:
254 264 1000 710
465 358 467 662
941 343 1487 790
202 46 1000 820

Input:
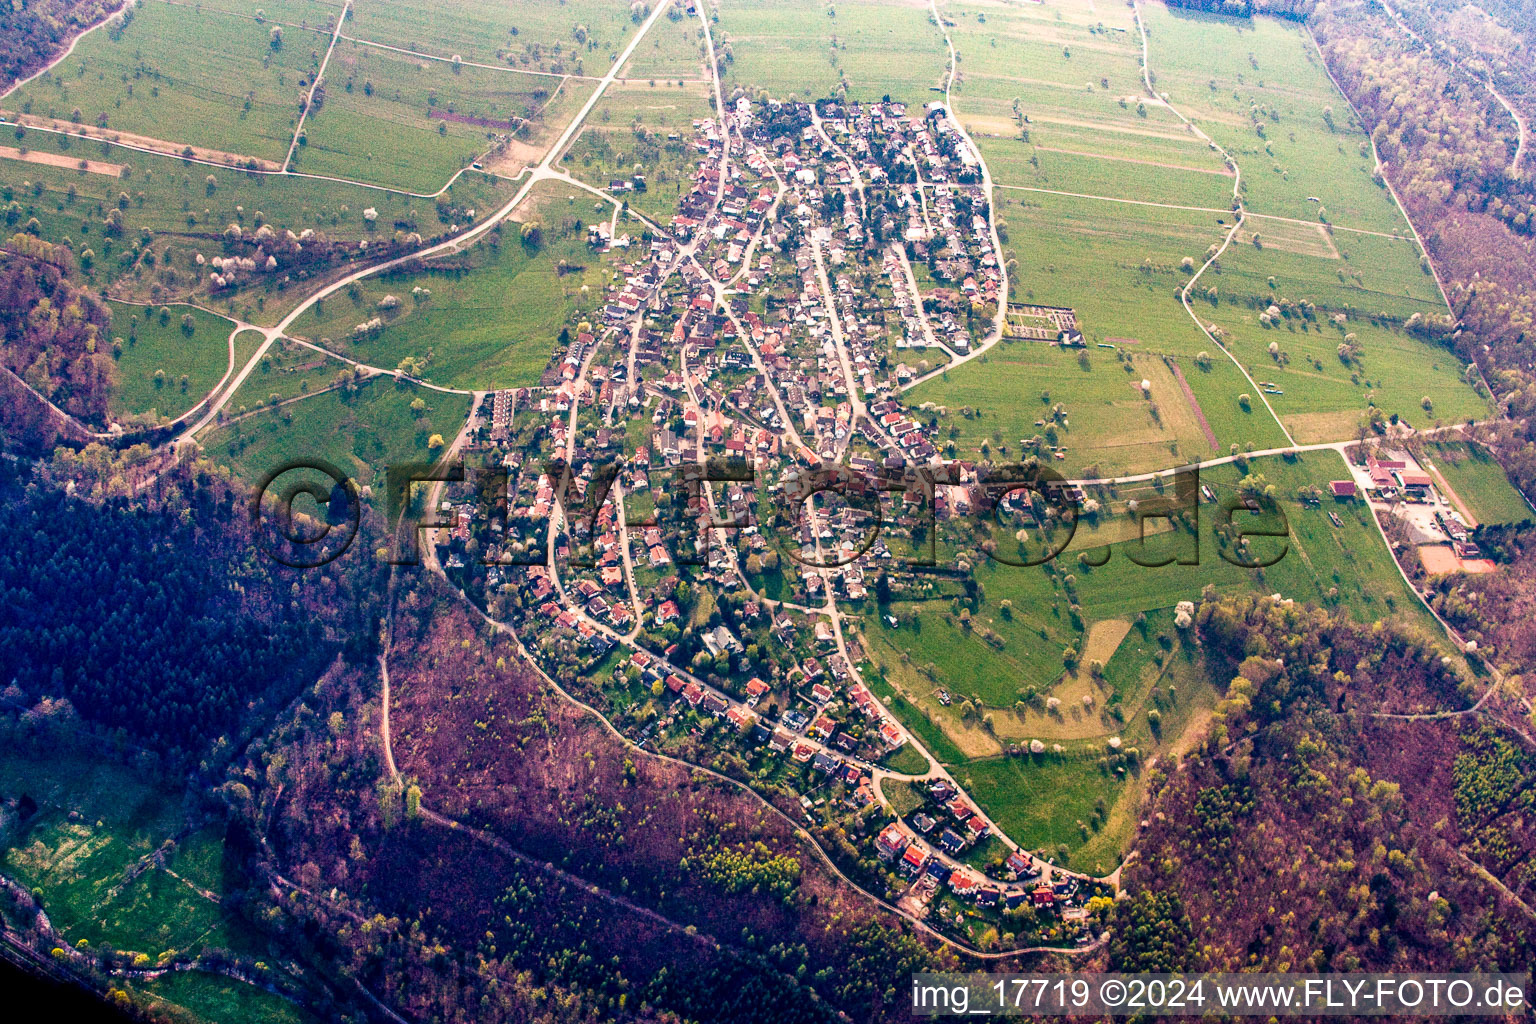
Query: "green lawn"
137 971 318 1024
881 743 932 776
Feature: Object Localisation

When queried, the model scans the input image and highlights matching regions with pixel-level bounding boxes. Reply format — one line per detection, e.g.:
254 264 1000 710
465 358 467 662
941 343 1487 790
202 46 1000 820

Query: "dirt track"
0 145 121 176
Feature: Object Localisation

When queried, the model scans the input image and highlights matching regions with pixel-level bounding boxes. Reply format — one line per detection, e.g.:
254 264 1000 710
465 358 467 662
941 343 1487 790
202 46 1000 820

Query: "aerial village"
423 96 1120 944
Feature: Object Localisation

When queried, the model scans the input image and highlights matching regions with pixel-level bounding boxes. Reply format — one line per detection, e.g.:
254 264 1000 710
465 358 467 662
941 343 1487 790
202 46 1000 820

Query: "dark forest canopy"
0 457 381 763
0 0 121 92
1160 0 1314 21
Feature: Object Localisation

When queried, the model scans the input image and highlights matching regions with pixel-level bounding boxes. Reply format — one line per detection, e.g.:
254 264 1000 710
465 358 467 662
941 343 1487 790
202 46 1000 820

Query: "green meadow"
105 301 236 422
947 0 1234 207
201 375 469 492
289 188 612 390
1425 442 1533 526
864 447 1446 869
7 0 325 162
295 40 558 192
619 9 705 81
979 141 1237 208
1140 1 1414 234
136 970 318 1024
343 0 636 76
911 343 1288 475
0 127 515 298
994 189 1223 346
0 754 265 962
717 0 948 104
224 337 350 412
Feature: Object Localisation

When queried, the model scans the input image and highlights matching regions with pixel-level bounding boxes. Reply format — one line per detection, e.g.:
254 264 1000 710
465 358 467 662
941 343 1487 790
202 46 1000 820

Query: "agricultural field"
716 0 948 105
943 0 1235 207
559 81 716 223
910 342 1281 476
294 40 562 192
0 125 516 311
104 300 237 423
1216 220 1440 318
618 7 705 81
288 186 616 390
1424 442 1533 526
980 142 1237 208
993 190 1223 354
342 0 637 76
5 0 333 163
200 374 469 493
1139 0 1413 234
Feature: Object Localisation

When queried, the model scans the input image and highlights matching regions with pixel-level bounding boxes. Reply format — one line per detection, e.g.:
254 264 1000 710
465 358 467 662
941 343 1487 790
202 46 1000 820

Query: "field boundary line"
337 34 600 82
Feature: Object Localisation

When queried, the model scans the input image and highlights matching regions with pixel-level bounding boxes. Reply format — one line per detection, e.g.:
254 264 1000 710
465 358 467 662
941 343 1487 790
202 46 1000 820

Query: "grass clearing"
201 375 469 493
136 970 318 1024
289 187 612 390
0 751 267 964
105 301 236 422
